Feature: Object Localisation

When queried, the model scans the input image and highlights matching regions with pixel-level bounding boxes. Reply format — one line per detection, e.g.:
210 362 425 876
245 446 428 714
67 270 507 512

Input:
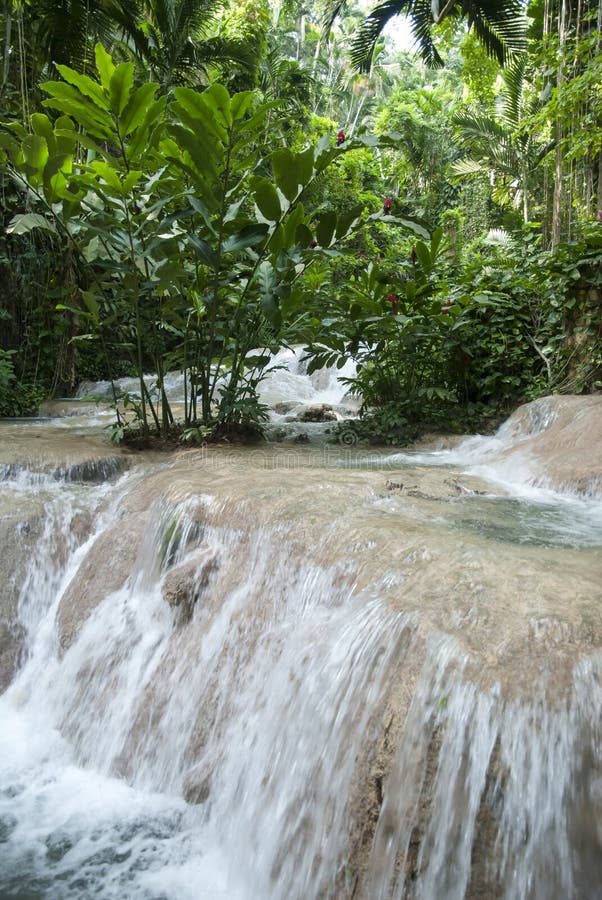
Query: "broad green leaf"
167 124 220 182
55 128 100 155
316 211 337 248
95 43 115 90
54 116 78 154
253 178 281 222
188 196 218 234
172 88 227 142
119 82 160 137
269 223 285 254
357 134 378 147
283 203 305 247
296 146 315 186
41 85 114 139
230 91 254 121
109 62 135 117
31 114 56 154
204 83 232 130
335 204 363 239
22 134 48 171
315 132 330 161
7 213 57 235
55 64 108 111
238 100 279 134
43 153 73 201
123 170 143 193
91 160 123 193
257 260 280 327
271 149 299 202
80 290 100 321
127 97 167 159
415 241 431 272
189 235 218 270
223 224 269 253
370 212 430 240
295 223 312 247
430 226 444 259
0 131 19 162
7 122 27 140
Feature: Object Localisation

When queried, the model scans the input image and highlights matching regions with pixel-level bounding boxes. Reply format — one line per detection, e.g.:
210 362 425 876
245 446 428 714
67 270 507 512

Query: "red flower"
336 130 346 146
386 293 399 313
383 197 392 212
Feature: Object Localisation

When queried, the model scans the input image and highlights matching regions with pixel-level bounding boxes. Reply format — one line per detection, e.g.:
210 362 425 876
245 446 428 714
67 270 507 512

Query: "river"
1 364 601 899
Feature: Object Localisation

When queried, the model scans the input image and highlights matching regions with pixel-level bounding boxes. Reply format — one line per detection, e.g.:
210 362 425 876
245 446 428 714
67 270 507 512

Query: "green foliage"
326 0 527 71
5 44 402 439
0 349 45 415
305 220 602 443
452 224 602 402
305 228 466 440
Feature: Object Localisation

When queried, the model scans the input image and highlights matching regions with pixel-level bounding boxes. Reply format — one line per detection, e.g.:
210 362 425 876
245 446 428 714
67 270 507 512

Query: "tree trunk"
551 0 569 247
1 1 12 99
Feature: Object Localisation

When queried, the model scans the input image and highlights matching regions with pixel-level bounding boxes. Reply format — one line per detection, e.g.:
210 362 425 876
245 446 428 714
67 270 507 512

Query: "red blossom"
386 293 399 313
383 197 392 212
336 130 346 146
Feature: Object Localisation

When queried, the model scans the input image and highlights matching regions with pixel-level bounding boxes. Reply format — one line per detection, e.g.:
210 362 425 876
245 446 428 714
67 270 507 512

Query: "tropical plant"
451 55 551 221
119 0 261 91
3 44 398 441
324 0 528 71
304 227 470 441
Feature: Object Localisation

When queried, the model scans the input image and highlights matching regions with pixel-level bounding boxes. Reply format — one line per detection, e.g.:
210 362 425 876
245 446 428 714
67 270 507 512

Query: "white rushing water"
0 475 412 899
1 396 602 899
75 348 357 412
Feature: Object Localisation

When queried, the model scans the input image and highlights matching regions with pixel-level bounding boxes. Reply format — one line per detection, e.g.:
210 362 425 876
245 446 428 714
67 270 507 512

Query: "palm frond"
346 0 526 72
452 112 507 144
349 0 414 72
192 36 255 71
407 4 444 67
500 54 525 127
321 0 351 39
450 157 489 176
461 0 527 64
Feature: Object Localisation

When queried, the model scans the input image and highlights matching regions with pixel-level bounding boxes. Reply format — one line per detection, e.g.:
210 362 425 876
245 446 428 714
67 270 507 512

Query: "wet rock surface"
0 421 133 482
0 512 41 690
3 393 602 899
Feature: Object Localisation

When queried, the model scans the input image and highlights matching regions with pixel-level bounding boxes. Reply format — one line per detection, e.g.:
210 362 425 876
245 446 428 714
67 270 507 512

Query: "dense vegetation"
1 0 600 443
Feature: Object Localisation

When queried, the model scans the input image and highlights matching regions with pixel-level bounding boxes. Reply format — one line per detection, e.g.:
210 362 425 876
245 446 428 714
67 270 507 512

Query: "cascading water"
1 394 602 899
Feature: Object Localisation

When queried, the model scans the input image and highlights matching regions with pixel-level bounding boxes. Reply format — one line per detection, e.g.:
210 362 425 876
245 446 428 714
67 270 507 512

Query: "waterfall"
1 396 602 898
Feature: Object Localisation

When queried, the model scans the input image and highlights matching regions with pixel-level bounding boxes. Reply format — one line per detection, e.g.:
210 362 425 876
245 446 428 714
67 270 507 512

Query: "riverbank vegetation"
1 0 601 443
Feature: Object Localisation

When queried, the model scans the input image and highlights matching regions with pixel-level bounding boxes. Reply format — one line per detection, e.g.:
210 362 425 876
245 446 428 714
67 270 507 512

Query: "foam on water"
2 397 602 899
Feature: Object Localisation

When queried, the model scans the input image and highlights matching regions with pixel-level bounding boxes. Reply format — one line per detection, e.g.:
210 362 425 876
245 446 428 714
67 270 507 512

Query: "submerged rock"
297 403 338 423
4 394 602 898
0 516 40 690
56 509 149 652
162 547 218 625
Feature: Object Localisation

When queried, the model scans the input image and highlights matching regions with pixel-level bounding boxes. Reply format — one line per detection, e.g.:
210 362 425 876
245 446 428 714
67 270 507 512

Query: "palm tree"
115 0 257 90
29 0 140 71
324 0 527 71
451 56 550 221
15 0 257 92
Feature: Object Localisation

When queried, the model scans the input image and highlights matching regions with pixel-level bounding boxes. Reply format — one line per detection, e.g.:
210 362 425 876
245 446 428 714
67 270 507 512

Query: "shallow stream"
1 367 602 899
